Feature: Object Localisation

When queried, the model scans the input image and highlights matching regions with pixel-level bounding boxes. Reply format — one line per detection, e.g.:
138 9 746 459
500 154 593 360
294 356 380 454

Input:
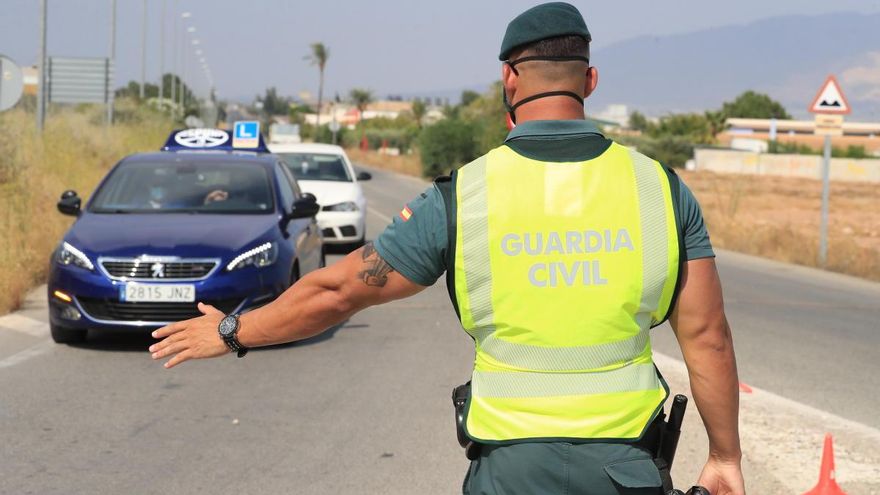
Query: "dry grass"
346 148 423 178
0 103 174 315
347 148 880 281
679 170 880 281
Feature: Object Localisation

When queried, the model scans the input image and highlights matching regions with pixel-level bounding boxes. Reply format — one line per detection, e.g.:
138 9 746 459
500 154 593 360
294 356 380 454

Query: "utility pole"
180 13 192 115
36 0 47 131
170 0 176 112
159 0 165 102
140 0 146 100
107 0 116 125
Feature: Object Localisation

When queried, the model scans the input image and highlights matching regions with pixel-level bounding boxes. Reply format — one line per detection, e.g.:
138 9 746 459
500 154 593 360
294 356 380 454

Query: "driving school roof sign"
809 75 851 115
233 121 260 149
161 127 269 153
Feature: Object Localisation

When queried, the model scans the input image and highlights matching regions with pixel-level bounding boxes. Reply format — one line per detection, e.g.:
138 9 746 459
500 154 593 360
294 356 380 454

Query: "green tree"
419 119 478 176
704 110 728 138
288 102 311 125
349 88 374 120
305 42 330 127
721 90 791 120
411 99 427 129
460 81 508 154
261 87 291 116
651 113 713 144
460 90 481 107
628 111 651 132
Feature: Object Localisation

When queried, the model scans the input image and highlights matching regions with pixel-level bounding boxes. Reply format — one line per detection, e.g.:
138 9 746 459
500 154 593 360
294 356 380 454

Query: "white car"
269 143 371 250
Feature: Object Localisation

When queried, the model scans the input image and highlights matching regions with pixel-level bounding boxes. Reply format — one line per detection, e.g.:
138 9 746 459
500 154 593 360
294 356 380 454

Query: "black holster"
452 382 482 460
638 394 689 494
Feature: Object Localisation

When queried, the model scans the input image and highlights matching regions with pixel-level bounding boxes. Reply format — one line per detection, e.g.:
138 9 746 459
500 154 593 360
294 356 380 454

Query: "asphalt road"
1 164 879 494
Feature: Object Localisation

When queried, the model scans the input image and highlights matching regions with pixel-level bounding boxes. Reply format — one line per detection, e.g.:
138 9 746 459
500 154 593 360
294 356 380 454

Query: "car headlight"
226 242 278 271
322 201 359 212
56 242 95 271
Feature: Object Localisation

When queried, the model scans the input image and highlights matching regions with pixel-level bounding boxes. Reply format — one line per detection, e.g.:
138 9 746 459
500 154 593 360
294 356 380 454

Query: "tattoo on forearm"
357 242 395 287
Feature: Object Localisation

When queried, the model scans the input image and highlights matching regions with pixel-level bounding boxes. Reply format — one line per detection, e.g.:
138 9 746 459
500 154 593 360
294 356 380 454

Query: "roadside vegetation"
0 100 174 314
345 84 879 282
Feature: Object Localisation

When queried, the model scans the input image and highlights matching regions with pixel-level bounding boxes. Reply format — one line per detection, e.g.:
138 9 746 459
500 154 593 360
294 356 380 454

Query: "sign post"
808 75 850 268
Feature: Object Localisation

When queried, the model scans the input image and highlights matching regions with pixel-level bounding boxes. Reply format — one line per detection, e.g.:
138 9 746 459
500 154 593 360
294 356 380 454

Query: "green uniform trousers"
462 442 664 495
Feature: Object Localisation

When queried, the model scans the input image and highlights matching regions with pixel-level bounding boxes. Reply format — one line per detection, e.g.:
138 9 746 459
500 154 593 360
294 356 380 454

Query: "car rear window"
278 153 352 182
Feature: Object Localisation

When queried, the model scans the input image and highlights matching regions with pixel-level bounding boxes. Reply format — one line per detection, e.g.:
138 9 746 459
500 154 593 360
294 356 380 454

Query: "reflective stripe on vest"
453 143 680 443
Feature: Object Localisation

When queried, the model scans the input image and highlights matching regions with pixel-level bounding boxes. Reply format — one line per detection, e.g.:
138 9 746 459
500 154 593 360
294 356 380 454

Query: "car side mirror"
57 190 81 216
290 192 320 219
356 171 372 181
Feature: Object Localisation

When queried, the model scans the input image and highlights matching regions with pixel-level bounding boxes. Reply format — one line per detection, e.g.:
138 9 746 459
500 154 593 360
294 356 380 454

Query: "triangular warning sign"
809 75 851 115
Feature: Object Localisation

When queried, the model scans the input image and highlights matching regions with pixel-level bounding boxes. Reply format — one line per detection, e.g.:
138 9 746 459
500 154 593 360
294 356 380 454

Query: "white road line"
0 341 53 369
367 207 393 224
652 351 880 487
0 313 49 338
653 351 880 441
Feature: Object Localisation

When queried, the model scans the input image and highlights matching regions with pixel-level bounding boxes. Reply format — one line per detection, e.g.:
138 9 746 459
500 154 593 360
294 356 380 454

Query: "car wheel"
50 323 87 344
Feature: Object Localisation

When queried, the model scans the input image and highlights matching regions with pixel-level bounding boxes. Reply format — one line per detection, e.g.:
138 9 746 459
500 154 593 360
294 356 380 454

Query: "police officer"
150 3 745 494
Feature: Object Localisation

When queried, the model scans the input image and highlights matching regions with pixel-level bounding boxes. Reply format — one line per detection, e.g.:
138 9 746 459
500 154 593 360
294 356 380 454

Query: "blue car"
47 126 324 343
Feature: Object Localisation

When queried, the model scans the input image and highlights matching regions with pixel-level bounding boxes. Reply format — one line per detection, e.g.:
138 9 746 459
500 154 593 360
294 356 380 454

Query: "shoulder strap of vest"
434 173 460 320
655 164 686 326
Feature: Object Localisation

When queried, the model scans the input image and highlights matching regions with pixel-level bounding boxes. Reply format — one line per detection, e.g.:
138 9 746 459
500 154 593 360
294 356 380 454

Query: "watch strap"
220 315 248 358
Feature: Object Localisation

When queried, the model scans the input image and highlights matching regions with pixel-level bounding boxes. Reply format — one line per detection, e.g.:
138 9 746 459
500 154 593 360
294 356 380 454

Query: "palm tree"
349 88 374 122
304 42 329 127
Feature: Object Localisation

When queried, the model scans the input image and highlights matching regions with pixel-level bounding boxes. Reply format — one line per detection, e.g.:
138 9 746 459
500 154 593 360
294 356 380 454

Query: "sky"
1 0 879 103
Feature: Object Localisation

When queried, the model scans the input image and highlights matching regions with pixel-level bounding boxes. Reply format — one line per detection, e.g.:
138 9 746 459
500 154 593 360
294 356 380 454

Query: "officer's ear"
502 63 518 92
583 66 599 99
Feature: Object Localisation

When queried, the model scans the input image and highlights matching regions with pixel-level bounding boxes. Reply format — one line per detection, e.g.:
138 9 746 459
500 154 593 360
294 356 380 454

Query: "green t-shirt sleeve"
373 185 448 286
676 177 715 260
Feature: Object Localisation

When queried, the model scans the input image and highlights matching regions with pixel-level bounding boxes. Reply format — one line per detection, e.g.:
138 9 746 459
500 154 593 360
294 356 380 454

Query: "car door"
276 163 322 274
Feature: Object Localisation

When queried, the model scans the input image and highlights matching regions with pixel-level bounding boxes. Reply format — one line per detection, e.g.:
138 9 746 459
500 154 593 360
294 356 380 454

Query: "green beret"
499 2 591 61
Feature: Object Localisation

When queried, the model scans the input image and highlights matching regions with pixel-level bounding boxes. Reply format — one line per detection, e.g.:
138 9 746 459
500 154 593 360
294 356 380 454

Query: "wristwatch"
218 314 248 358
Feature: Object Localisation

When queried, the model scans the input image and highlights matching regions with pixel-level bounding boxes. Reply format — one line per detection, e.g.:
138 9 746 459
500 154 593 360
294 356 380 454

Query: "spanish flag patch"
399 205 413 222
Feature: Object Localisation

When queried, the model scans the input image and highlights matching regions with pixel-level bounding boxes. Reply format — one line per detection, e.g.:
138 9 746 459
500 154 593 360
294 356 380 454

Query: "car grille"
77 297 241 323
100 259 217 280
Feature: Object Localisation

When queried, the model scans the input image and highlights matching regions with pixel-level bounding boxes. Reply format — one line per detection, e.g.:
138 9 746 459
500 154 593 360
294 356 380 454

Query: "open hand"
149 302 229 369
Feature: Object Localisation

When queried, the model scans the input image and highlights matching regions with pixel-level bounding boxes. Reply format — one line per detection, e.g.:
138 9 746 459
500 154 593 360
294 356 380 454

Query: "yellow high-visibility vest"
451 142 681 443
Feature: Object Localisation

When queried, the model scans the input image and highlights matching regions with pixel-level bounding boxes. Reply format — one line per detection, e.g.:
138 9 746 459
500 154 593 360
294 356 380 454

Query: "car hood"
65 213 279 258
298 180 364 208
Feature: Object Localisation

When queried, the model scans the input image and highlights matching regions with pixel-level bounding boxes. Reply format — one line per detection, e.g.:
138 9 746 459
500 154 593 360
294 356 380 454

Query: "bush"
418 119 478 177
337 117 419 152
614 135 694 169
639 136 694 169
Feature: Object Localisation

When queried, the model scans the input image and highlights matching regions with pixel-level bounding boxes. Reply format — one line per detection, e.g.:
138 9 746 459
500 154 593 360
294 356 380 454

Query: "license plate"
121 283 195 303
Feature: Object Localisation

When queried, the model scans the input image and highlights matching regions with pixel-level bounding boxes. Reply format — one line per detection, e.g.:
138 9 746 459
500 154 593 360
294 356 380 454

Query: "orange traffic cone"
802 434 847 495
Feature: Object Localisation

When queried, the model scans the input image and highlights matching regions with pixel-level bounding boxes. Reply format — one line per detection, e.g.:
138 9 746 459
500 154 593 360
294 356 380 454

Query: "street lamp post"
159 0 165 102
179 12 191 116
36 0 47 131
140 0 146 100
107 0 116 125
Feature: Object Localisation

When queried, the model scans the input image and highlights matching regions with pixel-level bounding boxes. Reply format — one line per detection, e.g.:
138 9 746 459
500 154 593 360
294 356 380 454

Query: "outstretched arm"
150 242 426 368
668 257 745 495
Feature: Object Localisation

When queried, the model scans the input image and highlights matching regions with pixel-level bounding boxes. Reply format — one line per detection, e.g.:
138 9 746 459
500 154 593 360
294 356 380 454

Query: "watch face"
218 315 238 337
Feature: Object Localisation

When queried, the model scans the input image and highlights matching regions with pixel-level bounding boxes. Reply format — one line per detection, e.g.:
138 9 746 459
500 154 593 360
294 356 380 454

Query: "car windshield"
278 153 351 182
89 160 274 214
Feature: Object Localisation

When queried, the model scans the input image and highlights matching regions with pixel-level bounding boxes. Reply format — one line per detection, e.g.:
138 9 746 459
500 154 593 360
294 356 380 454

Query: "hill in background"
587 11 880 120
